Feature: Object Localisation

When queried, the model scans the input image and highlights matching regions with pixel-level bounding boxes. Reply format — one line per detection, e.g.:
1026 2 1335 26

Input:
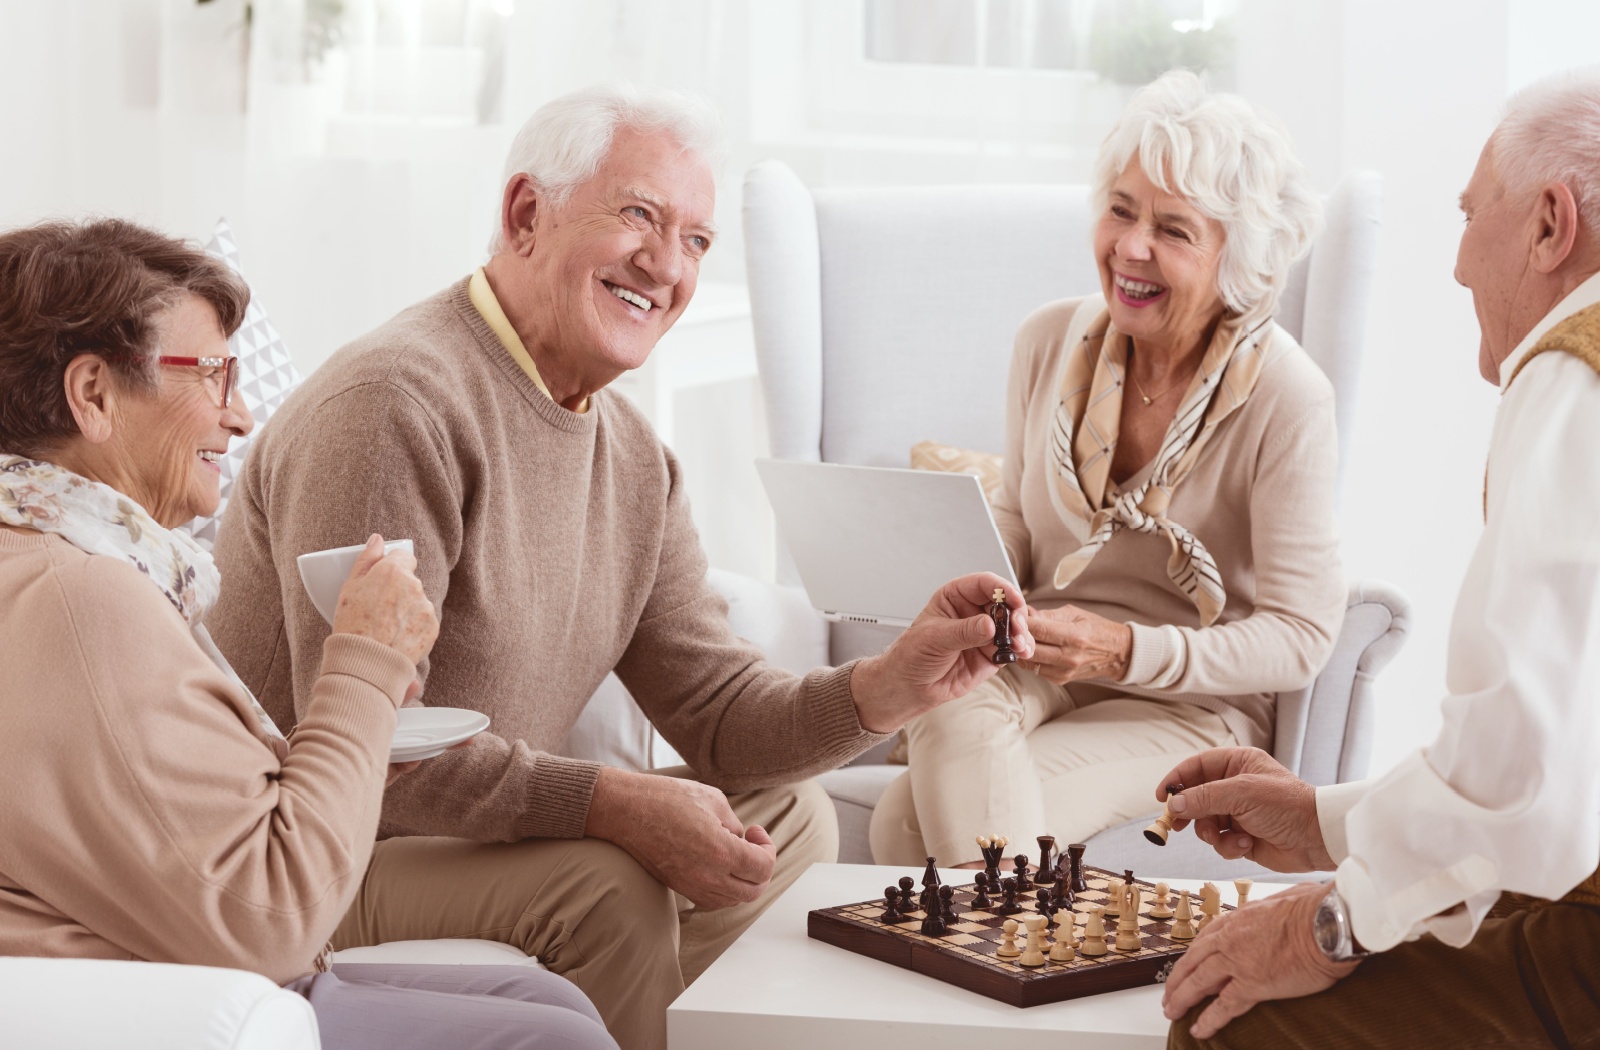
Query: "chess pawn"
1234 878 1254 908
1080 907 1109 956
880 886 902 924
1171 890 1196 940
996 876 1022 916
1149 882 1174 920
987 588 1017 664
1013 854 1034 893
996 918 1022 958
1115 886 1143 951
1104 879 1124 917
1048 910 1077 962
898 876 917 914
939 884 957 923
1018 915 1048 967
970 871 992 910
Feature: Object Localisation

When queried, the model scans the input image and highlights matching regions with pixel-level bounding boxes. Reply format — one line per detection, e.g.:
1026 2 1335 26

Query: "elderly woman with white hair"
870 71 1346 867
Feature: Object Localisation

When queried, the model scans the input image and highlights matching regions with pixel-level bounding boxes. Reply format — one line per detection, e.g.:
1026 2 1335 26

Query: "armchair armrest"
0 957 318 1050
1274 579 1412 785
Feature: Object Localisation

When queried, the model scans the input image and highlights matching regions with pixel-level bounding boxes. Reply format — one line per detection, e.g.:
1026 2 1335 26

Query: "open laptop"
755 459 1019 629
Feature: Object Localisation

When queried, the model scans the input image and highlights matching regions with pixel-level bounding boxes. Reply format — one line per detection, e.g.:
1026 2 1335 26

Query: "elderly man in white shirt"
1150 68 1600 1049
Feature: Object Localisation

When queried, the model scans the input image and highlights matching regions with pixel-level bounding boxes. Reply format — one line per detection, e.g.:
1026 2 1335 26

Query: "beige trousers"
332 776 838 1050
869 665 1236 866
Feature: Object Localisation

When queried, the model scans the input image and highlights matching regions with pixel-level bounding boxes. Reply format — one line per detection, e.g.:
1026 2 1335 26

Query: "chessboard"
807 865 1235 1008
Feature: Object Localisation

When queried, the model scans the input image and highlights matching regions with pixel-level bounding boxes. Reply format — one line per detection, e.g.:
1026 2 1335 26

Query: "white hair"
488 82 725 253
1492 67 1600 232
1092 70 1323 322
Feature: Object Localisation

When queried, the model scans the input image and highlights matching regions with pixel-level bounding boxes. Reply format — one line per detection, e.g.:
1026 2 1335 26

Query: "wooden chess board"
807 866 1232 1008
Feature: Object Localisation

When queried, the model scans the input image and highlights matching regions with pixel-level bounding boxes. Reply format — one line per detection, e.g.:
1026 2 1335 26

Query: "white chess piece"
1171 890 1196 941
1150 881 1174 919
1081 906 1109 956
1105 879 1124 916
1234 878 1254 908
1049 910 1077 961
1115 886 1143 951
997 918 1022 958
1019 915 1048 967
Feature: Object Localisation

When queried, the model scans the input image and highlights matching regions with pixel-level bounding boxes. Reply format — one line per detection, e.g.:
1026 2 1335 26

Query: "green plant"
1087 1 1236 87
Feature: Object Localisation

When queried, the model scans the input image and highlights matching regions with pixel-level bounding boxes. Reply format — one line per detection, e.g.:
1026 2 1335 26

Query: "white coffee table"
668 862 1284 1049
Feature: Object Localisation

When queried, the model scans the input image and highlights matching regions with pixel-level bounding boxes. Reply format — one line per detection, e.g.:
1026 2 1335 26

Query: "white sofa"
739 161 1412 881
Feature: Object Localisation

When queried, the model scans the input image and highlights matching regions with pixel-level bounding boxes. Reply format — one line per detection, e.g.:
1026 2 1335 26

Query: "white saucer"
389 707 490 762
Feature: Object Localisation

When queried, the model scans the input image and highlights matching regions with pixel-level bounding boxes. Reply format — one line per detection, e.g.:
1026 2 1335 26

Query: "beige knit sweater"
995 299 1346 746
209 279 882 843
0 528 414 983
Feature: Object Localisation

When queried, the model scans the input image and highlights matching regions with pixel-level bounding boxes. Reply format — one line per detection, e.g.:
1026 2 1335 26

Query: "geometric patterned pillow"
183 219 305 550
910 439 1004 505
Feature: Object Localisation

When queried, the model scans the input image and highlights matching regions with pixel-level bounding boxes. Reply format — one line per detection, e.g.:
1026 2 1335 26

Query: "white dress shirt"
1316 271 1600 952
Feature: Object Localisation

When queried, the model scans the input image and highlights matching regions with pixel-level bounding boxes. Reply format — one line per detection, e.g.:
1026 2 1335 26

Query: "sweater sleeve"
243 379 600 843
1137 388 1346 695
18 556 413 984
613 448 889 792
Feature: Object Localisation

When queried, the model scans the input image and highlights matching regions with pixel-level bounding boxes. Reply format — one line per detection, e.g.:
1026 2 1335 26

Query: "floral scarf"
0 453 286 751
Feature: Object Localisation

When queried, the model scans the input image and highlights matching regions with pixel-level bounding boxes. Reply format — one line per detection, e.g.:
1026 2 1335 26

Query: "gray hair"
488 82 724 254
1092 70 1323 322
1493 67 1600 231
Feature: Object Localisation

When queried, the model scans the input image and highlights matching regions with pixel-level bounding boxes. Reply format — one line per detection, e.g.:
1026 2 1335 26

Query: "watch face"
1314 895 1346 957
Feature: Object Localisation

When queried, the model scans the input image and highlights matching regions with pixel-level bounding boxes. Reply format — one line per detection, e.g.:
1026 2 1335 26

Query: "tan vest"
1491 300 1600 915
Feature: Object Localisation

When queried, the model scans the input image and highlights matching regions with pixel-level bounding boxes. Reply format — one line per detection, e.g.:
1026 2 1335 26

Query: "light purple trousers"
285 963 619 1050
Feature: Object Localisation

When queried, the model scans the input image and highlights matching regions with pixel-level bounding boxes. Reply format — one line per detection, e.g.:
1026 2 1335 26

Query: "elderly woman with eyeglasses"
870 71 1347 868
0 219 617 1049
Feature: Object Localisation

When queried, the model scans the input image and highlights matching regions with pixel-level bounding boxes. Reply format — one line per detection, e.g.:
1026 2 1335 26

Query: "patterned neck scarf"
0 453 285 750
1046 297 1274 625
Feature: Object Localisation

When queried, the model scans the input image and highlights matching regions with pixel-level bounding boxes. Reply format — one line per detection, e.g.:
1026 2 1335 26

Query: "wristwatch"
1313 885 1372 962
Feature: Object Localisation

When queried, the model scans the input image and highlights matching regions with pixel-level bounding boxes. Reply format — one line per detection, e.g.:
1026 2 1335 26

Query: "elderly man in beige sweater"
209 84 1030 1050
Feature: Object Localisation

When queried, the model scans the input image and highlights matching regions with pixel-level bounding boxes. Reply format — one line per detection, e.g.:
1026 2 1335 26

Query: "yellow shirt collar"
468 267 588 414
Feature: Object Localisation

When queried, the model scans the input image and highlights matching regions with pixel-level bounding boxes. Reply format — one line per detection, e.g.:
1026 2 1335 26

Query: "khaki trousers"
869 665 1236 866
1169 901 1600 1049
332 776 838 1050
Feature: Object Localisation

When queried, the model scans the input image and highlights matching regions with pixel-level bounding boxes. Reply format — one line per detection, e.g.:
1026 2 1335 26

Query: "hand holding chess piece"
1155 748 1336 872
987 588 1018 665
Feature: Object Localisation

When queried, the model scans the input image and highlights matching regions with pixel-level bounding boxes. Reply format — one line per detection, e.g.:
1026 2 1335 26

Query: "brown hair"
0 218 250 456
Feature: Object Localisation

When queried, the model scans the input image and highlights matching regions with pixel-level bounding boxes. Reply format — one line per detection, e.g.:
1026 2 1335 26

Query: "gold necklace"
1129 367 1184 406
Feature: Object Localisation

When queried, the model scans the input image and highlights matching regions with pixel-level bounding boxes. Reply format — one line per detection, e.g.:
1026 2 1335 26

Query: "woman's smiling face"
1094 161 1229 356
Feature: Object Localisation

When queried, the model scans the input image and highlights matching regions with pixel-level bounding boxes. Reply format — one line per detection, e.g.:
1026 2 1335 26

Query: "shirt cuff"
1120 622 1187 688
516 753 604 839
1315 779 1371 865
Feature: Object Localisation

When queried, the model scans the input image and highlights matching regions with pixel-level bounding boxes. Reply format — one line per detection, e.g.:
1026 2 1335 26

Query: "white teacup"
296 539 415 624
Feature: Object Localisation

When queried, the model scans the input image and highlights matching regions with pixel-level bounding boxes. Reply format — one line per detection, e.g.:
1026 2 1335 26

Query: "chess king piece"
1035 835 1057 885
1144 783 1184 845
1115 886 1143 951
997 918 1022 958
1234 878 1254 908
1149 882 1174 919
1171 890 1196 940
1019 915 1049 967
1080 907 1109 956
1048 910 1077 962
1066 842 1088 893
986 588 1017 664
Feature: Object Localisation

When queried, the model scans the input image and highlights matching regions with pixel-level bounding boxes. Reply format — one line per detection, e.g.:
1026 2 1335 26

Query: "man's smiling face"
523 126 717 377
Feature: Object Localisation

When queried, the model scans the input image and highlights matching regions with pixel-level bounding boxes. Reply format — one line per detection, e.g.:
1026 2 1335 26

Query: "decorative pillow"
184 219 304 550
910 439 1004 504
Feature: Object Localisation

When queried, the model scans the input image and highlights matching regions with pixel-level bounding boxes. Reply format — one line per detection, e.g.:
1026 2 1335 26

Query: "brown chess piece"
986 588 1017 664
898 876 917 914
1013 854 1034 893
1066 842 1088 893
1035 835 1057 885
880 886 902 923
970 871 993 910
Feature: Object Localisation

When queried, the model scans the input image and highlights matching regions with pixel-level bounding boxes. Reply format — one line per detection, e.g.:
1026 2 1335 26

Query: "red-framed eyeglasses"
157 355 239 408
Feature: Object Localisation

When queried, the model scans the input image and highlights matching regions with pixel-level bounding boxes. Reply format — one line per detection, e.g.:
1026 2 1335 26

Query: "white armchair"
739 160 1411 881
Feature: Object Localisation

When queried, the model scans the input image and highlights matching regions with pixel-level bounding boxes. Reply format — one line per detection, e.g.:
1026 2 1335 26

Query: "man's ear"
501 174 542 257
61 354 118 444
1530 180 1580 274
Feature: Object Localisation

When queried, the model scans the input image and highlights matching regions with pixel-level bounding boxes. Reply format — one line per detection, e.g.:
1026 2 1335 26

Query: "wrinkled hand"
584 767 776 910
1023 604 1132 684
1163 882 1358 1040
331 534 440 666
850 573 1033 734
1159 748 1335 873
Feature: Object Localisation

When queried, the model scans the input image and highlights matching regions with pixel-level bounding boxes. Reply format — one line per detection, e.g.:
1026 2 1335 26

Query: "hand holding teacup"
325 535 438 665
